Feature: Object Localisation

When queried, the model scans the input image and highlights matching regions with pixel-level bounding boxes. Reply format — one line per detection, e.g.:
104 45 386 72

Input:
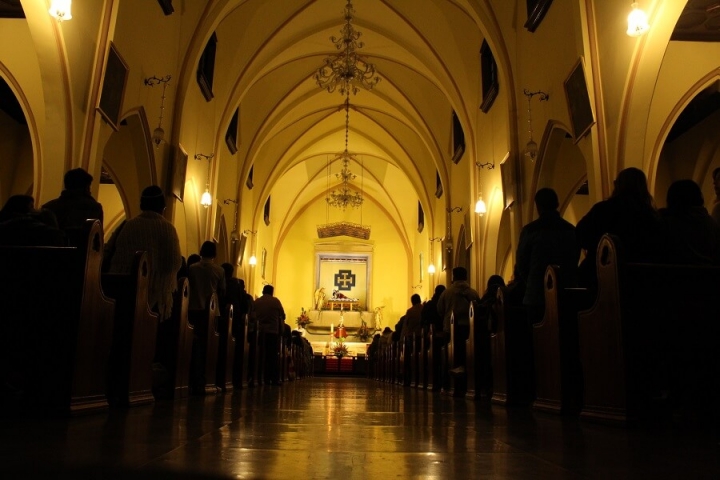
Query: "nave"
1 377 717 479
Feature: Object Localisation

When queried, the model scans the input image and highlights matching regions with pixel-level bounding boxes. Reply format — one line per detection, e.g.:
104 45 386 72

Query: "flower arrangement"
332 338 350 358
354 319 373 342
296 308 312 329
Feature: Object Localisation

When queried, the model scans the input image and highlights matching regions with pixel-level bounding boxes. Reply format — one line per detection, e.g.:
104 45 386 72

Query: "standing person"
513 188 579 323
660 179 720 265
253 284 285 386
401 294 423 339
436 267 479 382
421 285 446 337
711 167 720 224
576 167 664 289
188 241 226 313
187 241 226 392
221 263 255 387
105 185 182 320
42 168 104 231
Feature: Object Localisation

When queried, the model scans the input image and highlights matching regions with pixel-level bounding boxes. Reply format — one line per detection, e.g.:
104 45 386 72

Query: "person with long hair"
576 167 664 287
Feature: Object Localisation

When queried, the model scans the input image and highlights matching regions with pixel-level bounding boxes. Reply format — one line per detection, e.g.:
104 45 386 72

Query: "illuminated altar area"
299 249 381 356
302 309 379 356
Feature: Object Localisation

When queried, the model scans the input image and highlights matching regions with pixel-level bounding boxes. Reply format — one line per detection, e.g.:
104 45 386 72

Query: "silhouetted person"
42 168 103 231
711 167 720 224
0 194 64 246
478 275 505 332
105 185 182 319
437 267 479 386
221 263 254 387
513 188 579 323
188 241 226 312
421 284 446 337
254 284 285 385
401 294 423 339
576 167 664 288
437 267 479 345
660 179 720 265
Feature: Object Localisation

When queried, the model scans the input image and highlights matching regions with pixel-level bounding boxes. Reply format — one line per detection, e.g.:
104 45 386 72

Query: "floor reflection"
0 377 717 479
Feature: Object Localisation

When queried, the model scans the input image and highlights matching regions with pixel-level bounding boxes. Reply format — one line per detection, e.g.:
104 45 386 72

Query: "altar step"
314 354 367 376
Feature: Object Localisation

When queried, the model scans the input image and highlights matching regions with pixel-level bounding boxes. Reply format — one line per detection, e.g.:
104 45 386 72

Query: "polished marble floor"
1 377 718 479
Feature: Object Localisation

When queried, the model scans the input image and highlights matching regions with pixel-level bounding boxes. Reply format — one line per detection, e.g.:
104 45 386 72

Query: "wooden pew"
577 234 720 424
153 277 192 399
216 304 235 392
490 287 534 406
426 325 440 391
533 266 590 414
189 293 221 395
102 251 159 407
0 219 115 415
444 313 467 397
233 313 250 389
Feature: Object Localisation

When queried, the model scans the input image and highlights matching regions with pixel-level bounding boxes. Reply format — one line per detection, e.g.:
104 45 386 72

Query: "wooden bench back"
578 234 720 423
0 219 115 414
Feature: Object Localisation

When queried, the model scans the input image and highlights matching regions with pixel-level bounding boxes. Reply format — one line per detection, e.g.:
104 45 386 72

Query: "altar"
303 309 375 334
325 300 360 311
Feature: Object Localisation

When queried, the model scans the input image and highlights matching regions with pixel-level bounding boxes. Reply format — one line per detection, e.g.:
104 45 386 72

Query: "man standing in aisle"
254 284 286 386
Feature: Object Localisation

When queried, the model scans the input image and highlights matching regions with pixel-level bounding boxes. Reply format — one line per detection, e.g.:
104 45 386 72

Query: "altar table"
326 300 360 311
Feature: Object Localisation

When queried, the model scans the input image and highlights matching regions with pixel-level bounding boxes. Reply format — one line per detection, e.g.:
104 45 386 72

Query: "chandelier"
314 0 380 96
326 95 363 210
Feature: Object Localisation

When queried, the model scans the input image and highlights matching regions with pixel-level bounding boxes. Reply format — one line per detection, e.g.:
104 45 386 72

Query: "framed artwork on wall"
170 144 188 202
500 153 515 209
564 58 595 143
525 0 555 33
98 42 129 131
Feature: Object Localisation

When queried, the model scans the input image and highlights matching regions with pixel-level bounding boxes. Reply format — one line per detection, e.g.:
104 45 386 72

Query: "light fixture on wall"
223 198 239 240
523 89 549 162
243 229 257 266
194 153 214 208
49 0 72 21
474 159 494 217
446 206 463 213
626 2 650 37
314 0 380 96
144 75 172 148
428 237 442 275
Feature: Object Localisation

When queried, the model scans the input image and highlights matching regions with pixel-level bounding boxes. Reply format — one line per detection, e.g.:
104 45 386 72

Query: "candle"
331 323 334 334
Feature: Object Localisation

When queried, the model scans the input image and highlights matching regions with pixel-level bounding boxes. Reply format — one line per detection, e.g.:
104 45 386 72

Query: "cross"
337 272 353 288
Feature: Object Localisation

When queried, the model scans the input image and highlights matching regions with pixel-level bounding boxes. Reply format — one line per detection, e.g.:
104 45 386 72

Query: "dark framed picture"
235 234 247 266
525 0 555 33
463 210 473 249
564 58 595 143
171 144 188 202
500 153 516 209
98 42 129 131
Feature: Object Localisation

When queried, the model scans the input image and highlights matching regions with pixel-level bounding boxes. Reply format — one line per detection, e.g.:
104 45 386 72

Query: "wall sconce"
49 0 72 21
474 160 493 217
194 153 214 208
428 237 442 274
626 2 650 37
243 229 257 266
446 206 463 213
523 89 549 162
223 199 239 240
144 75 172 148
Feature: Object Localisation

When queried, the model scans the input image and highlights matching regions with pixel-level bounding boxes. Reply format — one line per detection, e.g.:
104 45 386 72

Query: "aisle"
0 378 717 479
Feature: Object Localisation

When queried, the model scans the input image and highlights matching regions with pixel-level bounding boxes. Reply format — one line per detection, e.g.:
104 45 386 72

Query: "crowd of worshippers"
367 167 720 386
0 169 311 391
2 167 720 383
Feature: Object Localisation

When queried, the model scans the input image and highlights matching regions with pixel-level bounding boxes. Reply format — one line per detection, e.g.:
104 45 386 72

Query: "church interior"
1 0 719 477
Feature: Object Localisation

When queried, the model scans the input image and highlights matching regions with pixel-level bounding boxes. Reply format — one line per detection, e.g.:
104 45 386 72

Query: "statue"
373 306 384 329
314 287 326 310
